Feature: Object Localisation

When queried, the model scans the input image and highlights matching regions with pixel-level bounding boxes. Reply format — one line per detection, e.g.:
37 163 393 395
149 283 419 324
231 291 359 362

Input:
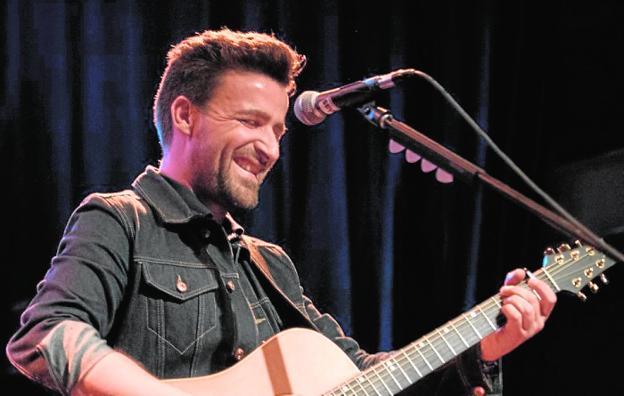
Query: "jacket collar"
132 165 244 235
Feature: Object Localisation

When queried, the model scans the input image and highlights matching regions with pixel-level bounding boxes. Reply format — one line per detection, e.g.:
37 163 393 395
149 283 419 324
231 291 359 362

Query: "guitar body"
165 328 360 396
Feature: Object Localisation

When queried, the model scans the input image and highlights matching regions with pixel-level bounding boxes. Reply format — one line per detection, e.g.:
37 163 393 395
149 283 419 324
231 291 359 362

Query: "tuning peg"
600 274 609 284
574 240 583 247
588 282 599 293
577 291 588 302
557 243 571 253
544 247 556 256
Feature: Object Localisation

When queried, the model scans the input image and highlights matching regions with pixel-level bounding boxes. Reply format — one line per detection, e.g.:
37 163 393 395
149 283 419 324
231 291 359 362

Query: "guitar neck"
325 268 556 396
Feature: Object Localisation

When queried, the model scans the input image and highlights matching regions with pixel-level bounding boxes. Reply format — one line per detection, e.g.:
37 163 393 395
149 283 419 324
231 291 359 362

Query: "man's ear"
170 96 195 136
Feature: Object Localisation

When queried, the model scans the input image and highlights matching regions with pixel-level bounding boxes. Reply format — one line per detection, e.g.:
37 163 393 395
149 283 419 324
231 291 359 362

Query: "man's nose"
257 128 280 166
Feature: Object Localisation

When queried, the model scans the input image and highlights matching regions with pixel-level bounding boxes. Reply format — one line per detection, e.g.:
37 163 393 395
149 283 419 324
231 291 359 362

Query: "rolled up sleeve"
6 194 132 394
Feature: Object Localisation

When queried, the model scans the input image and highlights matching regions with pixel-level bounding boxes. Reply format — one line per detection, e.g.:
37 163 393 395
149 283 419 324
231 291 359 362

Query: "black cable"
406 69 624 262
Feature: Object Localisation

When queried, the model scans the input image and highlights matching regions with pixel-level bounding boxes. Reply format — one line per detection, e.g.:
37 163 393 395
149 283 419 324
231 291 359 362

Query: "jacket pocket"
140 261 219 354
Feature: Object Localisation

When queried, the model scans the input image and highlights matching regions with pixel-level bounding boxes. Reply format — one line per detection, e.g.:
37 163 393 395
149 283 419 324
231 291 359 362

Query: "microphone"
294 68 416 126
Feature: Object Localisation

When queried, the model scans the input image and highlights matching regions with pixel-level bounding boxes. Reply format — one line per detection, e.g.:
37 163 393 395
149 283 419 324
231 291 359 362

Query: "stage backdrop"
3 1 623 395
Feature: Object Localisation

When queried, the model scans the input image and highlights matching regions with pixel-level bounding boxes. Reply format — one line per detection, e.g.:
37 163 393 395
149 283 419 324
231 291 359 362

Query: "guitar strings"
329 280 537 395
327 251 604 396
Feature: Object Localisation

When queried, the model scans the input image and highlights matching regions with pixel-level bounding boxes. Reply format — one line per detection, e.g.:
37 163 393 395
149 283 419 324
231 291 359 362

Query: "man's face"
188 70 289 211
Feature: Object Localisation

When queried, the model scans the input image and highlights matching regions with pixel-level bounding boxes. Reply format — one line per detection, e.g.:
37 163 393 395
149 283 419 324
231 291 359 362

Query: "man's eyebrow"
235 109 287 131
233 109 269 119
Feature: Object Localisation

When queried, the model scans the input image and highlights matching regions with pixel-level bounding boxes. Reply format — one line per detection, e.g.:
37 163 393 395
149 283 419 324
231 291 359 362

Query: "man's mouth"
233 156 264 179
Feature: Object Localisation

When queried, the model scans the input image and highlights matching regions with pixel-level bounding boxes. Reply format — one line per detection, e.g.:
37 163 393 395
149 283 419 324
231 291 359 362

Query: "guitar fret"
368 378 383 396
391 355 412 385
492 297 502 308
343 378 364 396
383 360 404 391
463 313 482 338
450 321 470 348
400 349 422 377
437 328 457 356
341 381 355 395
354 376 372 396
358 369 383 396
415 346 434 370
424 337 445 363
541 267 561 291
478 305 497 331
371 366 393 395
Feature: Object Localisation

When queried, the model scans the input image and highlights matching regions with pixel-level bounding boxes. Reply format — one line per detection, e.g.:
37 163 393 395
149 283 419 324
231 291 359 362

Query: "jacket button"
233 347 245 361
226 280 236 292
176 275 188 293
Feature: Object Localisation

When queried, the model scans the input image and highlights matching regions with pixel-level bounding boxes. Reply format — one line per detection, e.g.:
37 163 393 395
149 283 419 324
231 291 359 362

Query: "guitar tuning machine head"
577 291 588 302
588 282 599 294
544 247 556 256
557 243 572 253
600 274 609 284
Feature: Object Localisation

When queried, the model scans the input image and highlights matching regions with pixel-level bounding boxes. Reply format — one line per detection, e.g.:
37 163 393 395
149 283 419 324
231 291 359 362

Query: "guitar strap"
239 235 319 332
241 235 275 283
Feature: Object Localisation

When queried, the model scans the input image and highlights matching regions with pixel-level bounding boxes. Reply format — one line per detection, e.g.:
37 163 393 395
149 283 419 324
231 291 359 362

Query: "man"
6 29 555 395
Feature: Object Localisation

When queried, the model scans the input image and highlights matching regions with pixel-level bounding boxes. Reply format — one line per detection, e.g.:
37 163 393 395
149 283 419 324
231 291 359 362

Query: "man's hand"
480 268 557 362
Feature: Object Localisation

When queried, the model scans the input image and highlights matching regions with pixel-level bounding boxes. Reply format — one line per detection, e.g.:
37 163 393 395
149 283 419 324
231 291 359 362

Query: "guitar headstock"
542 241 617 301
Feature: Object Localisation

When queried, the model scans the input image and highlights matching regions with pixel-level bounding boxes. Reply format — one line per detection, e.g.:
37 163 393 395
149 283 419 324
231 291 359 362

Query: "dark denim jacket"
6 166 501 395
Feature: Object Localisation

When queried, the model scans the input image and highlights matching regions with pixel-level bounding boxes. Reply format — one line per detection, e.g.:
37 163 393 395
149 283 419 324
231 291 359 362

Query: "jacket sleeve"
5 194 132 395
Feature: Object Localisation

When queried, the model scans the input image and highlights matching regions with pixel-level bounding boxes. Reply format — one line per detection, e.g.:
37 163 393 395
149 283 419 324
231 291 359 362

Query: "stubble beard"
217 165 260 210
195 163 261 213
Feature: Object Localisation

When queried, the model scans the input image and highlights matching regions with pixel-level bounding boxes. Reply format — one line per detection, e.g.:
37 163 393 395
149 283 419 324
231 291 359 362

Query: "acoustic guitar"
165 242 615 395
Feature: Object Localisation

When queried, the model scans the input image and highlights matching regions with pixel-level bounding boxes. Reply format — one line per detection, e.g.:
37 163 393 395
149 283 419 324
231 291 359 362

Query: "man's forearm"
8 320 191 396
72 351 191 396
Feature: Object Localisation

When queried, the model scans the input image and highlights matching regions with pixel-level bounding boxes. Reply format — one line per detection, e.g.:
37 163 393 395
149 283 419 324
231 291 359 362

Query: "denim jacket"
6 166 501 395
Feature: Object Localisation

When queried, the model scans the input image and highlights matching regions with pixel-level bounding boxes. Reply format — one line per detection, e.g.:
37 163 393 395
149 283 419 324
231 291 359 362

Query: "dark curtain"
3 1 623 395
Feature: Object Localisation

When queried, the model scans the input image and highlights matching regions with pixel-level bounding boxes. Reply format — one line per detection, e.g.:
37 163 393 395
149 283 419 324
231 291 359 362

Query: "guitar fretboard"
324 267 557 396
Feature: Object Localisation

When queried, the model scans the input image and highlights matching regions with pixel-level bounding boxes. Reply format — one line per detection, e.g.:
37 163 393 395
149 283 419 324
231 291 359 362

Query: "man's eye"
239 119 259 128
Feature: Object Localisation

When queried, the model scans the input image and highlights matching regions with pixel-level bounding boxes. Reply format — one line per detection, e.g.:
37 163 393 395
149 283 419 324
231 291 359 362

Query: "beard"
194 158 262 213
216 164 261 210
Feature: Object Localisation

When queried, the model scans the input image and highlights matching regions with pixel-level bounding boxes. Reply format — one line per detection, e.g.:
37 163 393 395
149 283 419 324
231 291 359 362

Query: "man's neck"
159 162 227 223
202 201 226 223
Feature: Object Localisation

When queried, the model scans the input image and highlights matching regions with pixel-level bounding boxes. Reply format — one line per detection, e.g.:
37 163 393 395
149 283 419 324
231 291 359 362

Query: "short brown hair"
153 28 306 152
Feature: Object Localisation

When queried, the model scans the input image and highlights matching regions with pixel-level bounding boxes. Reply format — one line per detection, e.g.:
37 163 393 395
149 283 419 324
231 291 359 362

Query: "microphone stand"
357 103 624 263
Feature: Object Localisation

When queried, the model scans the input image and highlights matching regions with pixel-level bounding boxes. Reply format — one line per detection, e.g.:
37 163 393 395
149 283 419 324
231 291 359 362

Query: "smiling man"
6 29 555 396
159 68 287 220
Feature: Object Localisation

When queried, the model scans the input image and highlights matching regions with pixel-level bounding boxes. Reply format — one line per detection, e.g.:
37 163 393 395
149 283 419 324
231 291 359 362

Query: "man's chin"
224 187 259 211
216 173 261 212
231 198 258 211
